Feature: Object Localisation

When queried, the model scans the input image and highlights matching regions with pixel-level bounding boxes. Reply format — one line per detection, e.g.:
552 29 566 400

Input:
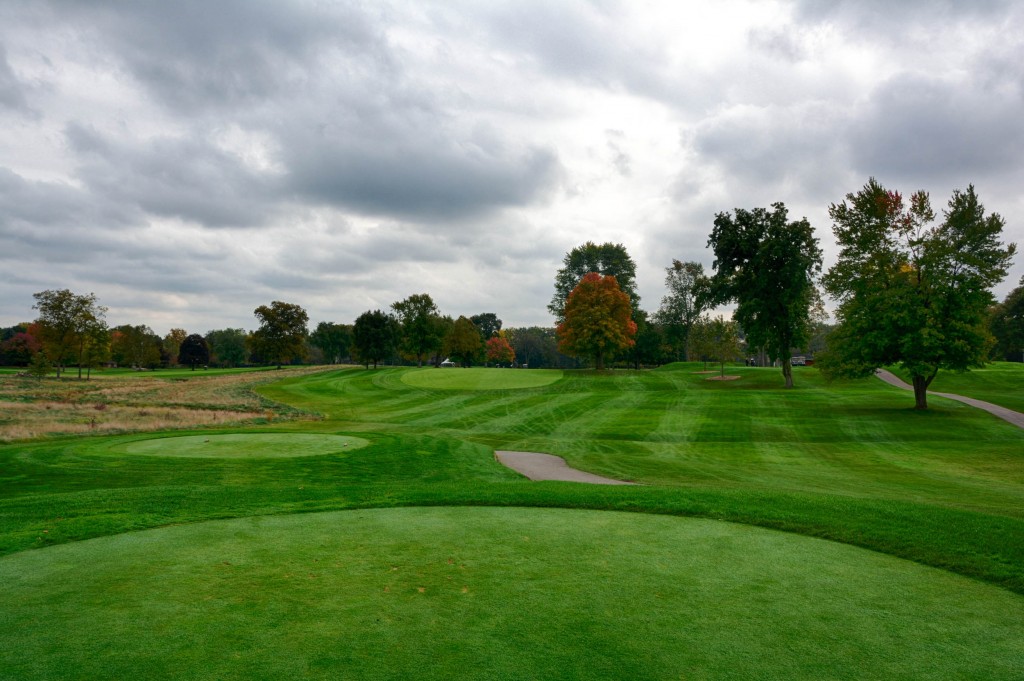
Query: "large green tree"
708 203 823 388
654 260 710 361
469 313 502 342
990 277 1024 362
111 324 162 369
556 272 637 370
164 328 188 366
178 333 210 370
549 242 639 322
310 321 352 364
392 293 444 367
505 327 563 369
445 316 482 367
205 328 249 367
821 179 1016 409
689 315 743 378
32 289 108 379
352 309 398 369
252 301 309 369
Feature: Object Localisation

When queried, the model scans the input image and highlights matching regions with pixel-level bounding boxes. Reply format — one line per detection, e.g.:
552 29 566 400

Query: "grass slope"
3 507 1022 681
1 363 1023 678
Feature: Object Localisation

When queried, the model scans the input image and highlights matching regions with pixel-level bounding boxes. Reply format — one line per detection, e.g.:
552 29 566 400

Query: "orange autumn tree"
485 334 515 365
556 272 637 370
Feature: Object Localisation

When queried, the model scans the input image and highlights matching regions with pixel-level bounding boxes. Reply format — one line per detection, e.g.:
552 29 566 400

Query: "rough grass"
0 366 328 441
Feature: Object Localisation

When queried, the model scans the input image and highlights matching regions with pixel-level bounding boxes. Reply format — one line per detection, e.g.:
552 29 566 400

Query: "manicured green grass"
118 433 369 458
3 507 1022 681
1 362 1022 678
401 366 564 390
888 362 1024 413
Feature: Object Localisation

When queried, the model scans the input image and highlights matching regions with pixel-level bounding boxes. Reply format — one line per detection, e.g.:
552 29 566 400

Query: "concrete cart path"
875 369 1024 429
495 451 637 485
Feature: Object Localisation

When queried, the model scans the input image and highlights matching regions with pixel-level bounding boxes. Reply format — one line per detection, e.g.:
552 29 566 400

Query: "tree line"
2 293 583 376
4 178 1018 408
545 179 1017 409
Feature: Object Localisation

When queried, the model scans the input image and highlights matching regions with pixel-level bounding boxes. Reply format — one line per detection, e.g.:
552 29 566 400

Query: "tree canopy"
392 293 444 367
820 179 1016 409
32 289 108 379
689 315 743 377
178 333 209 370
352 310 399 369
990 276 1024 362
549 242 639 322
708 202 823 388
164 328 188 366
252 301 309 369
310 321 351 364
556 272 637 370
469 313 502 341
485 335 515 366
654 260 710 361
205 328 249 367
445 316 482 367
111 324 162 369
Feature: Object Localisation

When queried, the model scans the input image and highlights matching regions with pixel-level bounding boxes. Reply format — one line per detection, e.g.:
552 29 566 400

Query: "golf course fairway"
119 433 369 458
2 507 1021 681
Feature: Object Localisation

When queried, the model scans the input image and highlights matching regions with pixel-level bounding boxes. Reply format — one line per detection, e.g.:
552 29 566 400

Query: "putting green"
401 367 563 390
119 433 369 458
1 508 1021 680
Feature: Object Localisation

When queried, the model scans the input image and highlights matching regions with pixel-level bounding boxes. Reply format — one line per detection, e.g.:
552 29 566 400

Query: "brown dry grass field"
0 367 328 442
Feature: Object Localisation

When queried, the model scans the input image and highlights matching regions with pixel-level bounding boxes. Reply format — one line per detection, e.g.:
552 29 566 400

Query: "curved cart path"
495 451 637 485
875 369 1024 429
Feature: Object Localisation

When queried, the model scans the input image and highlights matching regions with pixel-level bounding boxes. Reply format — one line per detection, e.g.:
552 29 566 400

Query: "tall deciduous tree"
178 333 210 370
821 179 1016 409
556 272 637 370
205 328 249 367
352 309 398 369
0 326 41 366
485 334 516 366
392 293 444 367
111 324 162 369
655 260 710 361
470 313 502 342
549 242 639 322
505 327 571 369
707 202 823 388
310 322 352 364
623 309 664 369
164 328 188 366
990 276 1024 362
33 289 108 379
689 315 742 376
252 301 309 369
445 316 482 367
80 323 110 379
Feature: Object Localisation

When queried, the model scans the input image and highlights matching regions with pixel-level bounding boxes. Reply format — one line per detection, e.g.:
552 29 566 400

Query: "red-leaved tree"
485 335 515 366
556 272 637 370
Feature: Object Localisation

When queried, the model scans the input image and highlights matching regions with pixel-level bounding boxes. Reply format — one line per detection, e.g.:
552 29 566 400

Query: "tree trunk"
595 350 604 371
781 358 793 388
911 370 937 410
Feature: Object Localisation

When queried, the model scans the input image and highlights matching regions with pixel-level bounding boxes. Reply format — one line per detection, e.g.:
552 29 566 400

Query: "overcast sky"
2 0 1022 335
